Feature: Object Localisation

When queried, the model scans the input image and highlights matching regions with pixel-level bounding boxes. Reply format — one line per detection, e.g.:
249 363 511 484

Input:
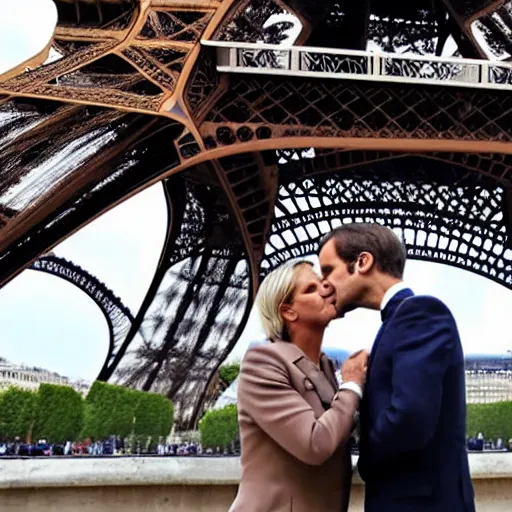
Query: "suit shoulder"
241 342 286 369
402 294 453 315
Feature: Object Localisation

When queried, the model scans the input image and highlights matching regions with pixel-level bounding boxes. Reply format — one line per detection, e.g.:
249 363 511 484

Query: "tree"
133 391 174 440
32 384 84 444
467 402 512 440
219 362 240 387
0 386 37 441
199 404 239 450
83 381 140 440
83 382 174 443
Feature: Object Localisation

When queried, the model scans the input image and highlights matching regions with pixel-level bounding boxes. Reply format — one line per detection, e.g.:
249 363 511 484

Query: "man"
318 223 475 512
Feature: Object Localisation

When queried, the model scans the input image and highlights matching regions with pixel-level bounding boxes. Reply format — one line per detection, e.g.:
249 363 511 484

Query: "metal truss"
0 0 510 421
30 254 134 376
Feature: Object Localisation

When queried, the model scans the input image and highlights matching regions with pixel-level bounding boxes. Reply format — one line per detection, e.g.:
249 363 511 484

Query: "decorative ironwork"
301 52 368 74
111 174 252 428
30 254 134 376
207 41 512 90
0 0 511 421
263 153 512 289
203 73 512 142
383 57 479 82
213 0 295 45
136 10 214 43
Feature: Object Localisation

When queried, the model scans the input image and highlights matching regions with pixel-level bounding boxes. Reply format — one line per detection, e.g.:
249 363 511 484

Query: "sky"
0 1 510 382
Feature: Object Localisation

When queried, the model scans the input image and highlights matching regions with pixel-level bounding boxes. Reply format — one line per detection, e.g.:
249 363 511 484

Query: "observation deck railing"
202 40 512 91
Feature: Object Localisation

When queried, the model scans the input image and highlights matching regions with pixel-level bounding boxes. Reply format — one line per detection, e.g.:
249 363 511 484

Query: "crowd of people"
0 436 239 457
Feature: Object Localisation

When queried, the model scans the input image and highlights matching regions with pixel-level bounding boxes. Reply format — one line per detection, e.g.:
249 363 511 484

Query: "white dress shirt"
380 281 410 311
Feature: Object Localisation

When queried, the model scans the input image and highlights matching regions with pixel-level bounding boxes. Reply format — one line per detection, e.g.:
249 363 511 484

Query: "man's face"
319 239 365 316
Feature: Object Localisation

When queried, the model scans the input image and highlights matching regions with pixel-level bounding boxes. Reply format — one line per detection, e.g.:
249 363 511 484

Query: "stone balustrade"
0 453 510 511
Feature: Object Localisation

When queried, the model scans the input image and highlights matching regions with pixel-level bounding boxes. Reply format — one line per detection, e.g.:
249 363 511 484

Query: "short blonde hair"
256 259 312 341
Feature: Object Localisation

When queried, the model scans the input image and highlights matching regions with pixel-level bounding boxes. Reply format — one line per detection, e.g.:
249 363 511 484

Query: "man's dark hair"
319 223 406 279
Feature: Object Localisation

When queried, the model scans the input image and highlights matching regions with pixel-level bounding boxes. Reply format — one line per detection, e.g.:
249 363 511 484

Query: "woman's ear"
280 303 298 323
355 251 374 275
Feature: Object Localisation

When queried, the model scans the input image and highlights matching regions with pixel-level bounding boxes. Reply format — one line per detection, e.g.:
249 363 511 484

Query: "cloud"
0 0 57 75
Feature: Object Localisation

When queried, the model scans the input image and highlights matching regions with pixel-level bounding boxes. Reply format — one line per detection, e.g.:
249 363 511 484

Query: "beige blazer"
230 341 359 512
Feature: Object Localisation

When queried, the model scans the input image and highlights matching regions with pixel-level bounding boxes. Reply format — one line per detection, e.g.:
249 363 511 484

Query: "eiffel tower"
1 0 511 426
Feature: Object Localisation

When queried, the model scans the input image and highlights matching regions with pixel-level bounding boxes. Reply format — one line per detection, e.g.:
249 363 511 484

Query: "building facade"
0 358 90 395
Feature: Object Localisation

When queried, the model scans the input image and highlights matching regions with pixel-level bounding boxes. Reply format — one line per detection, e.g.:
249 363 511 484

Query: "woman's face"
284 264 337 329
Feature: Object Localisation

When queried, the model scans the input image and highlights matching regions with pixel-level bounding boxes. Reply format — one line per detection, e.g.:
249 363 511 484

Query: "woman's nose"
320 280 334 296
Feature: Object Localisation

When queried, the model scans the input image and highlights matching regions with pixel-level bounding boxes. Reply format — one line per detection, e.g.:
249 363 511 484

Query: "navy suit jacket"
357 288 475 512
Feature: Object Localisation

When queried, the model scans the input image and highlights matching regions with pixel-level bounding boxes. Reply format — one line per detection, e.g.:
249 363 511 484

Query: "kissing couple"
230 222 475 512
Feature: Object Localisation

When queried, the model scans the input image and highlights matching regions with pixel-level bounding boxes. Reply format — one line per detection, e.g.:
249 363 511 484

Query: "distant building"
215 351 512 408
0 357 90 395
465 355 512 404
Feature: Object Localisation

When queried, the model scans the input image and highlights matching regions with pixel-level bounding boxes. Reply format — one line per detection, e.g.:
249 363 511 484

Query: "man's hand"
341 350 369 386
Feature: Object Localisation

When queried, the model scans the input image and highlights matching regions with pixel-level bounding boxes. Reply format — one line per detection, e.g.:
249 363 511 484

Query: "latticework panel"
184 47 219 120
0 104 184 285
30 254 134 376
262 154 512 288
277 148 512 186
54 0 138 30
213 0 297 45
214 152 278 266
202 76 512 144
109 173 252 428
469 1 512 59
0 2 216 113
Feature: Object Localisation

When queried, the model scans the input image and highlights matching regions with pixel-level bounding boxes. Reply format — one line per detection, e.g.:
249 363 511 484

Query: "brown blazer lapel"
320 353 339 392
294 356 336 409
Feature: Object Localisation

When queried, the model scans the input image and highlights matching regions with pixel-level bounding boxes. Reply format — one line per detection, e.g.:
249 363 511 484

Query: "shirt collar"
380 281 410 311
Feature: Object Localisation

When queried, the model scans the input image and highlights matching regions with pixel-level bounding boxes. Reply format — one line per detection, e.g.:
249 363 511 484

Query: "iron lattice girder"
263 153 511 289
0 0 512 426
108 174 252 427
29 254 134 375
199 73 512 148
0 0 512 289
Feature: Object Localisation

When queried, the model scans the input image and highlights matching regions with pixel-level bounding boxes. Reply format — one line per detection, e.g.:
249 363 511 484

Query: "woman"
230 259 367 512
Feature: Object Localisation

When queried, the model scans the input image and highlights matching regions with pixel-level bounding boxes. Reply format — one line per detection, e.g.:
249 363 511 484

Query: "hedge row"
0 387 37 441
0 382 174 444
198 401 512 449
199 404 238 449
467 401 512 440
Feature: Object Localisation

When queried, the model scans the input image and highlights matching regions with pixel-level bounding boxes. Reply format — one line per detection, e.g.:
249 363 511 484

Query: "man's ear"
280 303 298 323
355 251 374 275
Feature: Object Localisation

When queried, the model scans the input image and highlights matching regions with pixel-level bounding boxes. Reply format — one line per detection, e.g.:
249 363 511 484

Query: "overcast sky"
0 1 510 382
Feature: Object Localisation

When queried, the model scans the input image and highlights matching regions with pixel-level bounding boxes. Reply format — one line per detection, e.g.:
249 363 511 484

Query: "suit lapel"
320 353 339 392
368 288 414 371
272 341 337 408
295 356 336 409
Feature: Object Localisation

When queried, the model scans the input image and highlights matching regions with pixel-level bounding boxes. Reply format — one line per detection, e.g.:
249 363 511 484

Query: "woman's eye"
306 285 316 293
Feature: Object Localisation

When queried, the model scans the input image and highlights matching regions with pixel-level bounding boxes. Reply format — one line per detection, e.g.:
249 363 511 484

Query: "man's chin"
337 303 357 318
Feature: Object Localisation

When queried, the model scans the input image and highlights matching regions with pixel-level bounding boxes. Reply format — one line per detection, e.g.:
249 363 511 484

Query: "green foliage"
467 401 512 440
0 387 37 441
133 391 174 440
32 384 84 444
83 382 173 441
219 362 240 387
199 405 239 449
83 381 140 440
82 381 117 440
